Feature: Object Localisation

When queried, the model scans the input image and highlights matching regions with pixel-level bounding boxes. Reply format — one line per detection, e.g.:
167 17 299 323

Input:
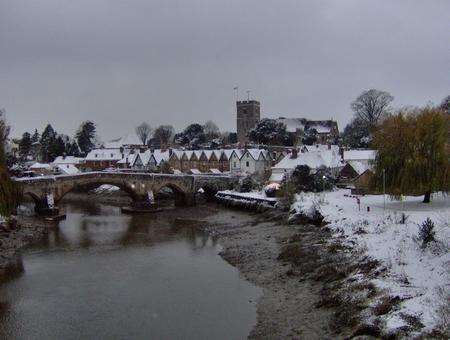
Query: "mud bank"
201 208 340 339
0 216 49 282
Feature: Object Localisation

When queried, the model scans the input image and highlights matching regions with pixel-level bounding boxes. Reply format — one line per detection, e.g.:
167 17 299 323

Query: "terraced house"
169 149 272 175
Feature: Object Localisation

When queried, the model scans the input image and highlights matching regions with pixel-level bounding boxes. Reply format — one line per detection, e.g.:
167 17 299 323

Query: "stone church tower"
236 100 260 144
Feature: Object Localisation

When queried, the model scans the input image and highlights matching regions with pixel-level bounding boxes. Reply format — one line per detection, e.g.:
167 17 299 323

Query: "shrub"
240 176 255 193
419 218 436 248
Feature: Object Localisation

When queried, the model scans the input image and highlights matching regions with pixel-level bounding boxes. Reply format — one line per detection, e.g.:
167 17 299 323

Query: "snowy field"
293 189 449 333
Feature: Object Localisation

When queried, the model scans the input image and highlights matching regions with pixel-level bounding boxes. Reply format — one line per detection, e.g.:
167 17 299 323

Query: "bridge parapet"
14 171 238 215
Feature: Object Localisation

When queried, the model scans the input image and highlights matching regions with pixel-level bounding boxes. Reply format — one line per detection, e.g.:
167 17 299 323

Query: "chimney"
290 149 298 159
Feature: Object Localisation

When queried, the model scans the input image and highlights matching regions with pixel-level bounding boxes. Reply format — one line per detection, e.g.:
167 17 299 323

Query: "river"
0 202 261 339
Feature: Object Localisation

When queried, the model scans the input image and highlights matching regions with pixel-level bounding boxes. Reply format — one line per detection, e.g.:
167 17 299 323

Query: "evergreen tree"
76 121 96 156
50 135 66 160
19 132 32 159
372 107 449 203
302 128 318 145
40 124 57 162
31 129 40 143
342 117 371 148
248 119 291 145
65 140 80 156
175 123 205 147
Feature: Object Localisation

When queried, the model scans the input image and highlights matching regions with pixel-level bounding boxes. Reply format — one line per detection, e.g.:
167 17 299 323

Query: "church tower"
236 99 260 144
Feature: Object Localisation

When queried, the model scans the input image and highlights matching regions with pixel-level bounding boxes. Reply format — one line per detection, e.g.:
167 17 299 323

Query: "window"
95 154 98 158
246 161 249 167
111 153 114 158
233 162 236 167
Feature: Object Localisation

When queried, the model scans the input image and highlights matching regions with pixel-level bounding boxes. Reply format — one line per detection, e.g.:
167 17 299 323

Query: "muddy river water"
0 202 261 339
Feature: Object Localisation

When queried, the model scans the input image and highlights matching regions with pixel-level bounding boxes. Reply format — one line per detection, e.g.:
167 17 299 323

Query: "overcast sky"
1 0 449 140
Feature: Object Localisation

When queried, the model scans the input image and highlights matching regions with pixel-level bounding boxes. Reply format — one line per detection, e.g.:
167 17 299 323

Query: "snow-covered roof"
85 149 123 161
343 150 376 161
189 168 202 175
304 144 340 153
52 156 84 165
30 162 51 169
243 149 268 161
272 152 329 170
173 169 182 175
147 150 170 165
308 124 331 134
209 168 222 174
347 160 370 175
56 164 80 175
277 118 305 133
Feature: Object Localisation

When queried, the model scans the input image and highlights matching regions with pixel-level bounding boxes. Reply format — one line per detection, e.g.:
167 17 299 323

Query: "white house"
52 156 84 167
269 146 343 183
229 149 271 175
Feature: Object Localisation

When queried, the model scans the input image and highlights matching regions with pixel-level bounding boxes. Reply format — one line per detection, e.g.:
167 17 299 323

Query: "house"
238 149 271 175
83 149 124 171
52 156 84 169
29 162 53 175
55 163 80 175
167 148 269 175
352 169 375 194
269 145 343 183
343 150 376 168
277 118 339 145
339 161 371 182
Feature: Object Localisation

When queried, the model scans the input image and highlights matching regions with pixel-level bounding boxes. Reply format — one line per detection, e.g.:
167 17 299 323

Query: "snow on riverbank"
292 189 449 334
217 190 277 202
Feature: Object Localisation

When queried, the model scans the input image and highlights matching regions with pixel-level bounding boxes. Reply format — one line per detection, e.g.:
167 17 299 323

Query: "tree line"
17 121 97 163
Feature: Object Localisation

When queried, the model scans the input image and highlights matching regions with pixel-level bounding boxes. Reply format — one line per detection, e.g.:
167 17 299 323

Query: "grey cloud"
1 0 449 140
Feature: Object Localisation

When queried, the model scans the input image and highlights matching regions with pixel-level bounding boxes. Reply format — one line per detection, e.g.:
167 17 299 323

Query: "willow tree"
0 110 21 222
372 107 449 203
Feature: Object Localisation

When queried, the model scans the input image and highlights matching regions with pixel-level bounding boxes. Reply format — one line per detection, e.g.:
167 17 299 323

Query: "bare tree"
135 122 153 145
440 95 450 115
204 120 220 140
351 89 394 128
154 125 175 148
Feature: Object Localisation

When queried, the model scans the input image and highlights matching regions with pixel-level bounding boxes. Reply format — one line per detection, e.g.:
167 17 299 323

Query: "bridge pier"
174 192 196 207
34 198 61 217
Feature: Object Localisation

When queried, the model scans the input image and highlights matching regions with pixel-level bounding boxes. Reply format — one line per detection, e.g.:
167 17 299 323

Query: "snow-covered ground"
293 189 449 333
216 190 277 202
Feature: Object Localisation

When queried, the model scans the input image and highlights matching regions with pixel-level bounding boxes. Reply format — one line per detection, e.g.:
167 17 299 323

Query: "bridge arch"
152 182 191 207
54 179 140 204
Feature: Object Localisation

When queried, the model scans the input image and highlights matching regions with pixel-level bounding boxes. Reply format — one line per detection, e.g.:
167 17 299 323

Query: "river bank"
3 193 354 339
0 216 49 282
201 208 339 339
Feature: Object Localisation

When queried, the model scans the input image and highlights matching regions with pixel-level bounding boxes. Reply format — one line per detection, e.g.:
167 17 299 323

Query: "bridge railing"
13 171 238 183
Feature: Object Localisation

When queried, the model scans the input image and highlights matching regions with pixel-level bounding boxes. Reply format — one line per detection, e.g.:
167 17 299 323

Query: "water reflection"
0 202 260 340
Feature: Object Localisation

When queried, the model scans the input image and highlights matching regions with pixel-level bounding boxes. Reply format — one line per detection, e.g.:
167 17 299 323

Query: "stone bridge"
14 171 238 215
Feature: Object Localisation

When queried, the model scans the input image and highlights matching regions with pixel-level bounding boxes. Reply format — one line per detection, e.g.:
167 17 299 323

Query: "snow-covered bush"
419 218 436 248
